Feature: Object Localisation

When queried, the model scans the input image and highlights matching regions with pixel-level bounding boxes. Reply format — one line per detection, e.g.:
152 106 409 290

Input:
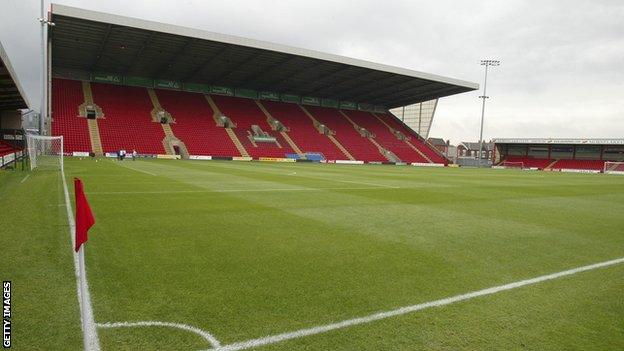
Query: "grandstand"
48 4 477 164
4 3 624 351
0 41 27 168
493 138 624 173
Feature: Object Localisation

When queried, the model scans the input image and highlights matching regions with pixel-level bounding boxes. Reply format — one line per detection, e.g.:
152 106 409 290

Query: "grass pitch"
2 159 624 350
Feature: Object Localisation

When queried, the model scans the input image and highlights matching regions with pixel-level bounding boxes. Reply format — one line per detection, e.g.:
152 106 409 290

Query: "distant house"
457 141 494 160
428 138 448 153
427 138 456 160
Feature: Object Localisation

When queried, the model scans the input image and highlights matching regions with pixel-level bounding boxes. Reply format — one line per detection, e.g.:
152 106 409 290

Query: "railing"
1 129 26 148
1 150 27 170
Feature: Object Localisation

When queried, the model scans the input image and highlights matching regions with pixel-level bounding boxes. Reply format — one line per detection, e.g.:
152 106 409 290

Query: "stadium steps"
78 81 104 118
380 111 448 163
544 159 559 170
372 112 409 141
374 111 434 163
204 95 249 157
299 106 355 160
79 82 104 156
161 123 190 158
147 88 164 111
338 110 395 162
256 101 305 157
404 139 433 163
86 119 103 156
145 88 190 158
368 138 401 163
306 106 384 162
259 100 346 160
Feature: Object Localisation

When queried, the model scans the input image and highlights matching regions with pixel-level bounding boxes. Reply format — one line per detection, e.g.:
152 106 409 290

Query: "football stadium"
1 3 624 351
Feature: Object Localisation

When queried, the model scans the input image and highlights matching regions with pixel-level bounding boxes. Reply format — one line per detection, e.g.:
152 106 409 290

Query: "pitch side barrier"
0 150 26 169
66 152 452 167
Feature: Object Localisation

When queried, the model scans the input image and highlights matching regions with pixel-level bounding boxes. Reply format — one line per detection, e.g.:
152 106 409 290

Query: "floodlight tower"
478 59 500 167
38 0 55 135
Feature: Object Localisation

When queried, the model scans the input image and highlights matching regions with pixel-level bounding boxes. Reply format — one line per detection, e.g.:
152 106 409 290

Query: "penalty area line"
209 256 624 351
89 186 393 195
112 160 157 176
97 321 221 348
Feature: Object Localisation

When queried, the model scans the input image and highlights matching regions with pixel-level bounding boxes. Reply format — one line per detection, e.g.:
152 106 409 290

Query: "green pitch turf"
2 159 624 350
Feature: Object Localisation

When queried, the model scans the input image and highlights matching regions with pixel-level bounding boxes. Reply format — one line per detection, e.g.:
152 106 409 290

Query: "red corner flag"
74 178 95 252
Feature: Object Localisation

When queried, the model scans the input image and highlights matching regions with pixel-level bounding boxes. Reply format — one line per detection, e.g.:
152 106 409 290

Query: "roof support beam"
381 86 458 107
152 38 196 77
298 66 354 95
182 44 232 81
88 24 113 72
242 56 301 87
346 80 439 100
122 32 155 75
263 60 333 91
338 74 411 99
209 50 265 84
302 68 375 96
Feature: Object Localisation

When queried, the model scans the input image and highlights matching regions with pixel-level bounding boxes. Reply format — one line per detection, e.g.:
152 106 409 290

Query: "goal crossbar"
501 161 524 169
604 161 624 174
26 134 64 171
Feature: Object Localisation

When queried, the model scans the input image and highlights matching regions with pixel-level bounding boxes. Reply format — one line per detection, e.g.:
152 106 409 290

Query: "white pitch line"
20 174 30 183
89 186 391 195
114 161 157 176
201 162 398 189
97 321 221 348
61 172 101 350
208 256 624 351
320 177 399 189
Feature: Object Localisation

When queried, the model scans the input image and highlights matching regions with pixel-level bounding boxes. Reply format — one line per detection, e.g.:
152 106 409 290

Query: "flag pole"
78 245 90 351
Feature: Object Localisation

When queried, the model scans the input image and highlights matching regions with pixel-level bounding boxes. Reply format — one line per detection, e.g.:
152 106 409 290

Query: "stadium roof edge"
492 138 624 145
0 40 30 110
50 4 478 108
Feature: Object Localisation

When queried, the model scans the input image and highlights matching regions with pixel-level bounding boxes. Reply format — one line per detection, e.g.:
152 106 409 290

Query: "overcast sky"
1 0 623 144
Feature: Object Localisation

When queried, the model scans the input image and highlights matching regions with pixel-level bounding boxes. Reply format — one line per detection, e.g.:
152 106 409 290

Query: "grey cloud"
1 0 622 144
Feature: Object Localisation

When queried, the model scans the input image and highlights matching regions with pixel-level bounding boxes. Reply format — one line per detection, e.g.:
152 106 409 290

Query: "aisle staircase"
372 113 409 141
368 138 401 163
204 95 249 157
372 112 433 163
79 81 104 156
404 139 433 163
86 119 103 156
300 106 355 161
147 88 189 158
544 159 559 170
339 110 397 162
256 101 304 157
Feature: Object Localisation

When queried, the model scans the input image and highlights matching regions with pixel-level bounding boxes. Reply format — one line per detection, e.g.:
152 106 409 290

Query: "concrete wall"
0 110 22 129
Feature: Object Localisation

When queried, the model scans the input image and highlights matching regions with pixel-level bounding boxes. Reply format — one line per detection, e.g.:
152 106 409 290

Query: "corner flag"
74 178 95 252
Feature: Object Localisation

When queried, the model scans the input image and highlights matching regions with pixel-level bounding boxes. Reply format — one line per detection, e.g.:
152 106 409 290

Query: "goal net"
501 161 523 169
604 161 624 174
27 134 64 171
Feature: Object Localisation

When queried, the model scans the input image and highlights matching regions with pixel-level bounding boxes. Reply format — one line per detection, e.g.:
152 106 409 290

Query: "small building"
457 141 494 160
492 138 624 172
427 137 456 161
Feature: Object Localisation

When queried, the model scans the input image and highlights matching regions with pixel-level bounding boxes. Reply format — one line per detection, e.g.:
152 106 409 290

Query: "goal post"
603 161 624 174
501 161 523 169
26 134 64 171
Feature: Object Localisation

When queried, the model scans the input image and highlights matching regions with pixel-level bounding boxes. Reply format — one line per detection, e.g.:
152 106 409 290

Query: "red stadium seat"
260 101 345 160
51 79 92 153
304 106 385 162
155 89 240 157
210 95 295 159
